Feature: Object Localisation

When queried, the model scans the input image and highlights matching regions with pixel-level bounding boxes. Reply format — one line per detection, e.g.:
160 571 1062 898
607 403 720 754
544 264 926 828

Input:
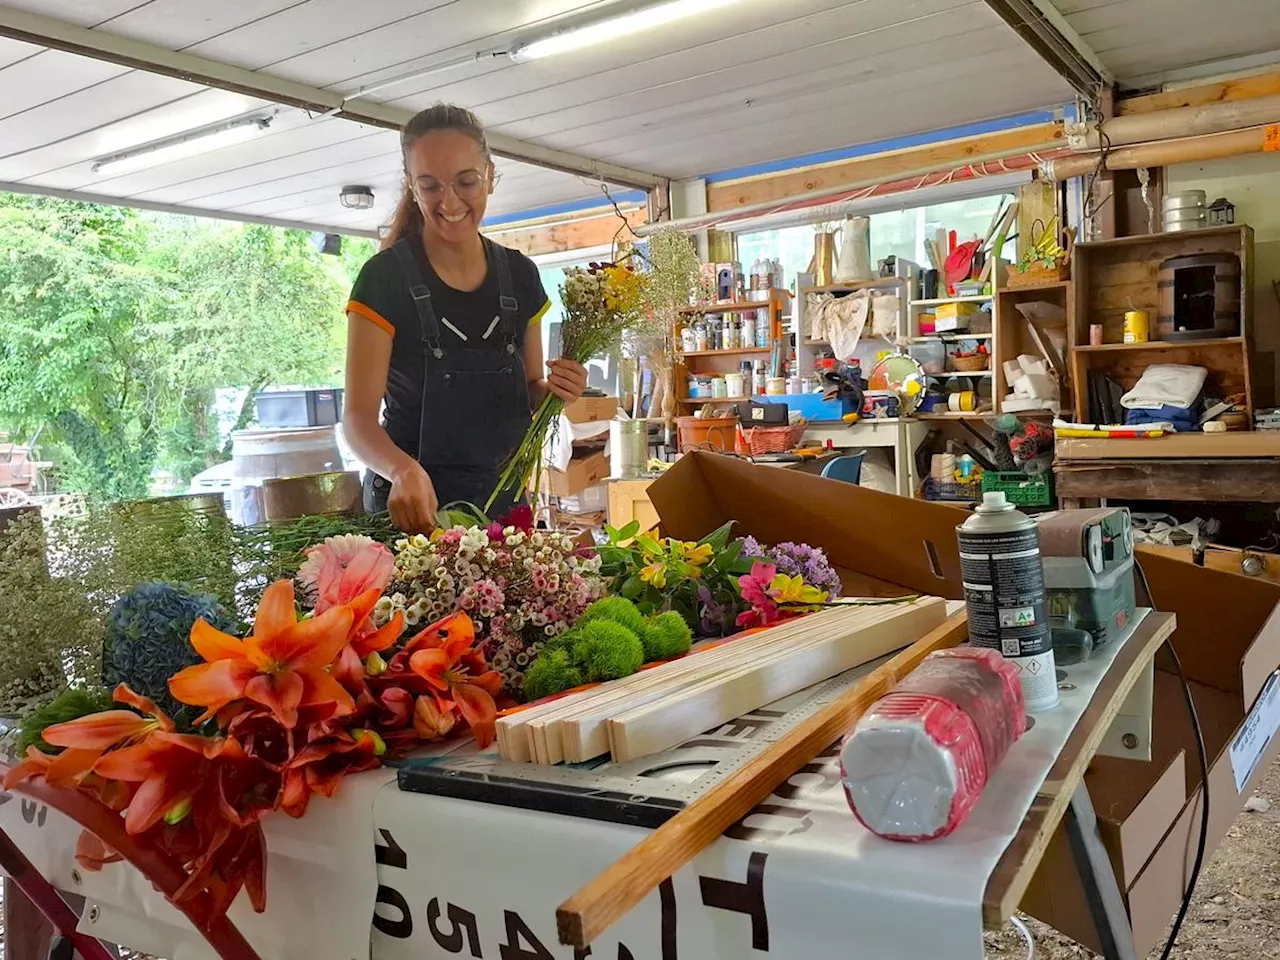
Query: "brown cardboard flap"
649 453 964 598
1137 547 1280 700
1088 749 1186 888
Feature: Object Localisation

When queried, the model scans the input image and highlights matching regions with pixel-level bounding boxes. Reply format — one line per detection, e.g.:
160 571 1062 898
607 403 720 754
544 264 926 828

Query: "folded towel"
1120 364 1207 410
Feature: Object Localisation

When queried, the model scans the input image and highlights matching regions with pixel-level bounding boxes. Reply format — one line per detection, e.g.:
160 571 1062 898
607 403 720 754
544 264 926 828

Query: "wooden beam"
1054 459 1280 502
706 123 1065 213
1119 69 1280 116
556 610 971 949
487 208 647 257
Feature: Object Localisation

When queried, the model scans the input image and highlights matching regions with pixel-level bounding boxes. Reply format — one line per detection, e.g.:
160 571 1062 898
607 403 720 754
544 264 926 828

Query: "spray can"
957 491 1059 712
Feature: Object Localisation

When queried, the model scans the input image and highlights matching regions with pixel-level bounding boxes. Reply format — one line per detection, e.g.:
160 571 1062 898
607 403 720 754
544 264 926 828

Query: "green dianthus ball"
639 611 694 661
571 620 644 682
523 649 584 701
578 597 646 635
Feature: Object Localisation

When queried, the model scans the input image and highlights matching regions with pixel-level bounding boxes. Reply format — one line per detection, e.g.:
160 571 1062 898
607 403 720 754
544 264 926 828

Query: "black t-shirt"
347 238 551 457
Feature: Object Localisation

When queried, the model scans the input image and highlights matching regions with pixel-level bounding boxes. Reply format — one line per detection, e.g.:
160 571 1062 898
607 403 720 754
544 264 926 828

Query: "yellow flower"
770 574 827 606
640 562 667 588
684 543 714 566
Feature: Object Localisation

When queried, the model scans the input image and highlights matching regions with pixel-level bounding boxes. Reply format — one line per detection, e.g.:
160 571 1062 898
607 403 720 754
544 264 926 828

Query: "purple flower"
742 538 842 598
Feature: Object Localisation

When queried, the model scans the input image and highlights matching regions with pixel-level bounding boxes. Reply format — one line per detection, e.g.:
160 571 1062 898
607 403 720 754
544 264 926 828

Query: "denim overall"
363 236 531 519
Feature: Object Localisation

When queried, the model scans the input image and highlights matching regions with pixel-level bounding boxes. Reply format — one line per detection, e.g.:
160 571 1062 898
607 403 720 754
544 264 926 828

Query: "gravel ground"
3 758 1279 959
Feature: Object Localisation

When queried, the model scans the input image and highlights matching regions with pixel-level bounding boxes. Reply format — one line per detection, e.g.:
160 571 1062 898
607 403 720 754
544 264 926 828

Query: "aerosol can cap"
976 491 1013 513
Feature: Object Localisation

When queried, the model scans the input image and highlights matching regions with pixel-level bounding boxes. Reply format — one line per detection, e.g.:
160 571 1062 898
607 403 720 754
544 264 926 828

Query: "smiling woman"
341 104 589 534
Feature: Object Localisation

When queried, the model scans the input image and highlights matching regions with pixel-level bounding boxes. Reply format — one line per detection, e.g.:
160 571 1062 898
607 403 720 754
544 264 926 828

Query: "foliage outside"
0 193 375 498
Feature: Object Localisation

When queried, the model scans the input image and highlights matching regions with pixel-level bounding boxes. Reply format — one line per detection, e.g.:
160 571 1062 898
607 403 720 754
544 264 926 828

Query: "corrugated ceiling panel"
0 0 1076 232
1056 0 1280 84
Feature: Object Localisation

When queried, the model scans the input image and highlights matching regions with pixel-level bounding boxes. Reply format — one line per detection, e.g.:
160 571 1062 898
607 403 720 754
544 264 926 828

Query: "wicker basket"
743 422 807 456
949 353 989 373
1006 259 1070 288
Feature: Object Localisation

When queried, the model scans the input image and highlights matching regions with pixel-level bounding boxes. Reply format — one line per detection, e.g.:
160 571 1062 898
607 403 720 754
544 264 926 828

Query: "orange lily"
279 730 381 819
413 696 457 740
3 685 177 790
403 613 502 748
169 579 355 729
93 730 225 835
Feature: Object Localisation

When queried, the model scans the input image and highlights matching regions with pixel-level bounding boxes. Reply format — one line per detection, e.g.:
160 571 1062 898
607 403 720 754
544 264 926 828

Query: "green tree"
0 195 163 499
0 193 377 497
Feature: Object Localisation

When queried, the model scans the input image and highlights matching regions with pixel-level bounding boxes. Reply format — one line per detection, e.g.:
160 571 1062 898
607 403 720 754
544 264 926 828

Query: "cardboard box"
564 395 620 425
647 454 1280 955
1204 545 1280 583
546 450 610 498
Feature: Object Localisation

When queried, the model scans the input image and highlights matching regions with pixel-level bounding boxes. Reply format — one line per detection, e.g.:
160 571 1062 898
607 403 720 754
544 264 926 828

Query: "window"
734 193 1016 289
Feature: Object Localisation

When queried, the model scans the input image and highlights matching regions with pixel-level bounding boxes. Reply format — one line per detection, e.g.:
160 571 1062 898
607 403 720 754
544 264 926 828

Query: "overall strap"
486 239 521 355
390 237 444 360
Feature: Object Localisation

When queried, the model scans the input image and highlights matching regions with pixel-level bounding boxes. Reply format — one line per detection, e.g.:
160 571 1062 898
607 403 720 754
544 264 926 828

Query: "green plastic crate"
981 471 1053 507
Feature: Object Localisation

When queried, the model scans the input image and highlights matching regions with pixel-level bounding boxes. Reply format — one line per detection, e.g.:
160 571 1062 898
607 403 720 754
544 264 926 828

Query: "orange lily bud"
354 729 387 757
413 696 457 740
365 650 388 676
163 796 193 826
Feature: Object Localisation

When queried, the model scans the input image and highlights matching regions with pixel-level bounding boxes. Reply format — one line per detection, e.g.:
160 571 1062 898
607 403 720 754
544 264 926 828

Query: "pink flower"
738 562 777 609
298 535 395 614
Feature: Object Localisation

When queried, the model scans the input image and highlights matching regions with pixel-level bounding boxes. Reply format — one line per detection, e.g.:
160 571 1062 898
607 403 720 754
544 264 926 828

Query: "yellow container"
935 301 980 322
1123 310 1150 344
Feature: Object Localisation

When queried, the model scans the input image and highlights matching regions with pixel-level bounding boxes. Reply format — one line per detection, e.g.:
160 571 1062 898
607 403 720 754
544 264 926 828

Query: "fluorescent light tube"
509 0 738 62
92 115 273 177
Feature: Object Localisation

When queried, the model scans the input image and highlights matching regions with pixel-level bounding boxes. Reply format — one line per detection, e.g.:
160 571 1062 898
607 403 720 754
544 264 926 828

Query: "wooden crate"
1068 226 1257 422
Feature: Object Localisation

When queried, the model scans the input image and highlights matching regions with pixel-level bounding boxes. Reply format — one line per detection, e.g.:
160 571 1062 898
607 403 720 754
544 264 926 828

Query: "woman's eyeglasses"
413 171 490 202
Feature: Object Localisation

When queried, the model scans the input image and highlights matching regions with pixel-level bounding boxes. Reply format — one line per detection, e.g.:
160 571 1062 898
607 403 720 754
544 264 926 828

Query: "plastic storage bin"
254 388 344 428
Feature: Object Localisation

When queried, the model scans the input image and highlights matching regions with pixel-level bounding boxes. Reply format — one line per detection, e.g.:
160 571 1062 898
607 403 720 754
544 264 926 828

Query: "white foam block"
1021 373 1058 400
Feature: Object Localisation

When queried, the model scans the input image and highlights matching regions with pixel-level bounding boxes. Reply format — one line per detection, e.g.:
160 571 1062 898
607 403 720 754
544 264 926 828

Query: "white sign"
1230 670 1280 793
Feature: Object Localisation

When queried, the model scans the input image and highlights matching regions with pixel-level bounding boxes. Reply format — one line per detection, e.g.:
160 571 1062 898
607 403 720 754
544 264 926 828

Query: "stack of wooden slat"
496 598 946 765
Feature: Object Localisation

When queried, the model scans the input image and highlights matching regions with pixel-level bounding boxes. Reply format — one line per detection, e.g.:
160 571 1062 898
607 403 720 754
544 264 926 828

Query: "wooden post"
1093 88 1118 241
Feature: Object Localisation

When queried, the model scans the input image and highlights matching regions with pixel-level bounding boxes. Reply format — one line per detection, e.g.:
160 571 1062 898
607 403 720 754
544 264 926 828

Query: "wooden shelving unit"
794 274 912 382
995 278 1073 418
1067 225 1257 423
673 290 788 422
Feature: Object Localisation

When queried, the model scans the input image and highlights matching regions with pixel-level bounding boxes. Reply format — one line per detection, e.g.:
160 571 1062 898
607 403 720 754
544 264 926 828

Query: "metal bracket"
1064 783 1139 960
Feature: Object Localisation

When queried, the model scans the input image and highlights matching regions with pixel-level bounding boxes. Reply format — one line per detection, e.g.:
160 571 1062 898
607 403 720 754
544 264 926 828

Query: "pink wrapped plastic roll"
839 647 1027 842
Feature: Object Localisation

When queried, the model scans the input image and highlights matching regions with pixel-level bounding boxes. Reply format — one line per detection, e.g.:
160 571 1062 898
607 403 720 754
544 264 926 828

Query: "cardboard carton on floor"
648 452 1280 957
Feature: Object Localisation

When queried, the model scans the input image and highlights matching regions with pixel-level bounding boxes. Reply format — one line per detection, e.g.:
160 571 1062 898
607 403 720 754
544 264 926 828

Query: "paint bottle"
957 491 1059 712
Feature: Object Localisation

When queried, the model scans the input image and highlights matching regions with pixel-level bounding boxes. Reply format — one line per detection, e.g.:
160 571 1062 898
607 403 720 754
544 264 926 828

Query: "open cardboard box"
648 453 1280 955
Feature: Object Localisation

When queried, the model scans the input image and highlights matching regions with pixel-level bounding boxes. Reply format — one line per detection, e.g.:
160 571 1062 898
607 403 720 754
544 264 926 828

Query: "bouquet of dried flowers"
487 261 644 511
373 507 606 698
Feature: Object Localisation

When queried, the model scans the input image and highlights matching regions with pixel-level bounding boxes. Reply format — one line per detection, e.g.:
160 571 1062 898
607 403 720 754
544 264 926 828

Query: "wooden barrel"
230 427 343 525
1157 253 1241 340
262 471 362 521
676 416 737 453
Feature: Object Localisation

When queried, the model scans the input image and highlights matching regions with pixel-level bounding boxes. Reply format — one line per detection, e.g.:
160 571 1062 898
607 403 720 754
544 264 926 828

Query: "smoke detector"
339 185 375 210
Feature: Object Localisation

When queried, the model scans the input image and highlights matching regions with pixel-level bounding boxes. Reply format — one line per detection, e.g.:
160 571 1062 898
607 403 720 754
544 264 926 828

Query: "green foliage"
599 520 753 636
522 648 584 701
104 582 238 718
0 193 368 496
17 686 115 756
571 620 645 683
578 597 646 635
639 611 693 661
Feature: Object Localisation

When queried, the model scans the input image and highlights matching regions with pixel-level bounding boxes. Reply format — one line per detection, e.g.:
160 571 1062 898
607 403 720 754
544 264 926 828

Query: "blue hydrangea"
104 582 239 718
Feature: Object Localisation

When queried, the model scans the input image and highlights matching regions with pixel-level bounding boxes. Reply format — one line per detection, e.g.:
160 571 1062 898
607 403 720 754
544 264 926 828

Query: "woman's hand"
387 461 439 534
545 359 588 403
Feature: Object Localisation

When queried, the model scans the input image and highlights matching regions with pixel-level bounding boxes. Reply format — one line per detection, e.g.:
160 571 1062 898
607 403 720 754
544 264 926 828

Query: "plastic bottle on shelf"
741 313 756 352
694 322 708 353
726 318 740 351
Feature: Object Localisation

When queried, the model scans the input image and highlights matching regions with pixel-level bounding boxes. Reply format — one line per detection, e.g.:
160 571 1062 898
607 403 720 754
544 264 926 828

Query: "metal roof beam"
983 0 1113 101
0 5 668 191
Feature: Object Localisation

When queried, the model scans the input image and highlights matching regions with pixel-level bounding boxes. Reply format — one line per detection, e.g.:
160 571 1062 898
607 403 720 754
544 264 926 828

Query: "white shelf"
909 333 993 342
910 294 994 307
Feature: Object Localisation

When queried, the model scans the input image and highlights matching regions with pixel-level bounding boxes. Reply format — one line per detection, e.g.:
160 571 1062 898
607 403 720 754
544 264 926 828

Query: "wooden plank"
489 208 647 257
1054 460 1280 502
1056 434 1280 460
1118 70 1280 116
706 123 1065 212
982 612 1176 927
555 610 971 949
608 599 946 762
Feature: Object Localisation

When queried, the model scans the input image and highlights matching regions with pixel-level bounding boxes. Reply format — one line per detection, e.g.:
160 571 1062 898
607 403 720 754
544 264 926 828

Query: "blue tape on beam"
703 108 1065 185
482 190 649 228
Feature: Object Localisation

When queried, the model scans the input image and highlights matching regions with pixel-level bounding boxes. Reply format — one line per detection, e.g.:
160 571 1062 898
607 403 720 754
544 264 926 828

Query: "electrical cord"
1010 915 1036 960
1133 558 1210 960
